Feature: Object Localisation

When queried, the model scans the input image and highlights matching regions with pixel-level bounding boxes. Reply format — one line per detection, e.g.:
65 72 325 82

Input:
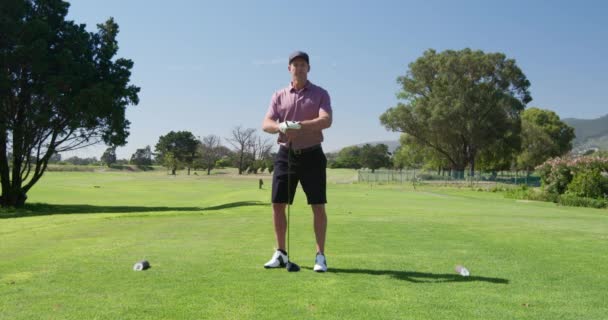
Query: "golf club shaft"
287 142 291 258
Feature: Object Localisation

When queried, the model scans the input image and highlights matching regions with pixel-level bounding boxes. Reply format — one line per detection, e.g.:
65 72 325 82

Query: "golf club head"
286 261 300 272
455 265 470 277
133 260 151 271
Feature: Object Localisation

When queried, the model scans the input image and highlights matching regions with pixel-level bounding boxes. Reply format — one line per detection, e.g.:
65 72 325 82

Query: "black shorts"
272 145 327 205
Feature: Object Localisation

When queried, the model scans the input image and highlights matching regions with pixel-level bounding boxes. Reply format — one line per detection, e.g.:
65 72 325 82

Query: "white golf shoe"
264 250 288 268
313 253 327 272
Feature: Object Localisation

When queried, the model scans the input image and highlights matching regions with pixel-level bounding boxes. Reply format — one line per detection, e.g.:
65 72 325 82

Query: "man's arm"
299 109 332 131
262 116 280 134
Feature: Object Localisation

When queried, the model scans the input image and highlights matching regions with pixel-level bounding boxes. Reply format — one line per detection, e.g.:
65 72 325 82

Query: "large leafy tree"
516 120 555 173
360 144 391 173
380 49 531 176
155 131 198 175
517 107 575 172
393 135 433 170
522 107 575 154
475 130 520 172
0 0 139 207
331 146 362 169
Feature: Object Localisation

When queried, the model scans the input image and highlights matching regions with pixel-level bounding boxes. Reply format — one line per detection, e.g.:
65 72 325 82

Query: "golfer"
261 51 332 272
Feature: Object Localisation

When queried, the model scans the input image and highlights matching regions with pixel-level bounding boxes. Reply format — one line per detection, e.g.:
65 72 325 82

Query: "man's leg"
311 204 327 253
264 202 289 268
296 148 328 271
264 147 298 268
273 203 287 251
264 202 291 269
311 204 328 272
271 147 293 252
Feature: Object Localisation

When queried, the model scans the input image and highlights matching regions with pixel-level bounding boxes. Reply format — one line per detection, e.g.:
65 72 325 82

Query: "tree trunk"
171 168 176 175
451 164 466 179
207 168 211 175
7 153 25 208
187 167 191 175
0 187 28 208
0 127 11 207
238 150 244 175
470 158 475 178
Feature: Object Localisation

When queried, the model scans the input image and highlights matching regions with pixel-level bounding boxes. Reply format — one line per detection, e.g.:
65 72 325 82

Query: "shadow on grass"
0 201 269 219
302 267 509 284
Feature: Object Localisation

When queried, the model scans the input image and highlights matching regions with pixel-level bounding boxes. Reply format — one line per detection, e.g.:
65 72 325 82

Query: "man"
261 51 332 272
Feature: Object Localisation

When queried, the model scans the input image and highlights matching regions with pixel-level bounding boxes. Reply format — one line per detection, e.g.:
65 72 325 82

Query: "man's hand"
278 121 301 133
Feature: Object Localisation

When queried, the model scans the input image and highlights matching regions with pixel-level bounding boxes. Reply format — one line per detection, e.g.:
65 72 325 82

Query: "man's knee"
273 203 287 211
311 204 326 215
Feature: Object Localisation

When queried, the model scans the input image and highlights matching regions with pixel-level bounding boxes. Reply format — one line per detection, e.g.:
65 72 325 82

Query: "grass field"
1 169 606 319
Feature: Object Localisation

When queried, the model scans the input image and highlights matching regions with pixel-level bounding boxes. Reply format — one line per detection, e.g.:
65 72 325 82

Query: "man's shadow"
302 267 509 284
0 201 269 219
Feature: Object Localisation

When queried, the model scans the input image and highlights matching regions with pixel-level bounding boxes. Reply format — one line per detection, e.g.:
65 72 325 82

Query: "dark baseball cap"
289 51 309 64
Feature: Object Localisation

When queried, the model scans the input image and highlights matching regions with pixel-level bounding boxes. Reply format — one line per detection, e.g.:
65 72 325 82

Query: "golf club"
285 142 300 272
133 260 150 271
455 265 470 277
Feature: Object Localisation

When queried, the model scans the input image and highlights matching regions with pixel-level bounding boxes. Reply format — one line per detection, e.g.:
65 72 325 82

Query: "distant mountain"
563 114 608 151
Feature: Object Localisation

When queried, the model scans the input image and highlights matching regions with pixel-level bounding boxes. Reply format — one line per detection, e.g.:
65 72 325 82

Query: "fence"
357 169 541 186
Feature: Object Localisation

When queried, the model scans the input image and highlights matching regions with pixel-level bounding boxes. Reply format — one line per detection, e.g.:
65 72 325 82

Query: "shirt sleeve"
319 89 332 115
265 92 280 121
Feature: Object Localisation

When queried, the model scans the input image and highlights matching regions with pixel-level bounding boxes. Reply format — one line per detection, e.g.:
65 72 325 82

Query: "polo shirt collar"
289 80 312 93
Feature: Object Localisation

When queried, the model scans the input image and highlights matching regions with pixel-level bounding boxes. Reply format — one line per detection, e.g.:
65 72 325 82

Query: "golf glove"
279 121 301 133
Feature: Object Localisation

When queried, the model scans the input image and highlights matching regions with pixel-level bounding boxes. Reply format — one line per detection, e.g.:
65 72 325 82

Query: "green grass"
1 170 607 319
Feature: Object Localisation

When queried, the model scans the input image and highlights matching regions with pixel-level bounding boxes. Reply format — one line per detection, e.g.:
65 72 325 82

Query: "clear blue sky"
65 0 608 159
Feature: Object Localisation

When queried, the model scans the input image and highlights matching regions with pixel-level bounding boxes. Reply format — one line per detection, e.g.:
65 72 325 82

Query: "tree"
252 136 273 163
331 146 362 169
130 145 153 166
380 49 531 178
101 147 117 167
226 126 255 174
521 107 575 156
215 156 233 169
248 136 273 174
0 1 139 207
162 152 179 175
63 156 98 166
475 130 520 173
515 108 575 173
196 135 225 175
360 144 390 173
393 135 426 170
48 152 61 164
516 120 555 173
155 131 198 175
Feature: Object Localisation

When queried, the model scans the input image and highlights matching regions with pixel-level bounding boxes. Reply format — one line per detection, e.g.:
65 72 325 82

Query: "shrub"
566 168 608 199
557 194 607 209
504 185 559 203
537 156 608 196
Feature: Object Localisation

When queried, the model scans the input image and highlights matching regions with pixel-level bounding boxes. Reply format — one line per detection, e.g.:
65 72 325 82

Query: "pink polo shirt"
266 81 332 150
